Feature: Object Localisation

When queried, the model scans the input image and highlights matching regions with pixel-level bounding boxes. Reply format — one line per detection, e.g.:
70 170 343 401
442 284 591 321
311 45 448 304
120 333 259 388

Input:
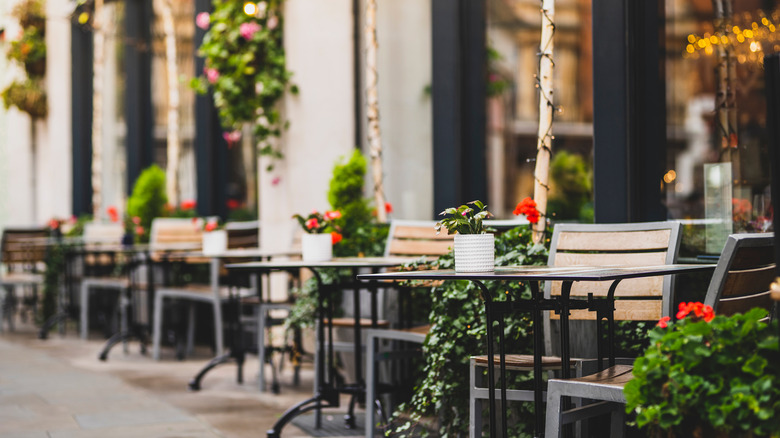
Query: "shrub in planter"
624 305 780 437
126 165 168 243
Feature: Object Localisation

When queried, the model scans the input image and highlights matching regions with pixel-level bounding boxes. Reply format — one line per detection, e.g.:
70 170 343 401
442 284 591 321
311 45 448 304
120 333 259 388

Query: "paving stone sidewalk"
0 337 224 438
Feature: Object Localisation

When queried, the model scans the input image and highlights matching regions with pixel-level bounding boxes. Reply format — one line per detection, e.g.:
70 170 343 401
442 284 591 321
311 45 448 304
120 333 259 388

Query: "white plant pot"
454 234 495 272
202 230 227 255
302 233 333 262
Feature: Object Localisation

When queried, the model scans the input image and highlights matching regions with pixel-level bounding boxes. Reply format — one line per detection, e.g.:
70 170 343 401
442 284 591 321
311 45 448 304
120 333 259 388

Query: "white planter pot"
302 233 333 262
202 230 227 255
454 234 495 272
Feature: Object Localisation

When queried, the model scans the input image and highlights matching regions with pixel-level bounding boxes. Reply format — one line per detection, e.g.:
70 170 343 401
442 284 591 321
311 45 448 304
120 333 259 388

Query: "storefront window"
665 0 777 255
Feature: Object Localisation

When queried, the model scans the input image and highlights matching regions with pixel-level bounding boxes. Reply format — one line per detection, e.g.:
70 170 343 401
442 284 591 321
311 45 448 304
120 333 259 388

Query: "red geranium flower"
106 206 119 223
305 218 319 230
324 210 342 220
331 232 343 244
204 219 219 232
513 197 540 224
226 199 240 210
656 316 671 328
180 199 197 210
385 202 393 214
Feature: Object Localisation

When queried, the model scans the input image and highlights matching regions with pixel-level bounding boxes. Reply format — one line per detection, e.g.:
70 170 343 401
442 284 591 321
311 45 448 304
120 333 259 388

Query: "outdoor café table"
225 256 416 438
158 248 299 391
356 263 716 438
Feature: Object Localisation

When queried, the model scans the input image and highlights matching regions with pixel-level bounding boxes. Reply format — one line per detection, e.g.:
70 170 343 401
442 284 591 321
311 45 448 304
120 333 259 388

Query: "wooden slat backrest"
383 218 530 258
704 233 775 317
1 228 49 268
384 221 453 258
546 222 682 322
225 220 259 249
149 218 203 259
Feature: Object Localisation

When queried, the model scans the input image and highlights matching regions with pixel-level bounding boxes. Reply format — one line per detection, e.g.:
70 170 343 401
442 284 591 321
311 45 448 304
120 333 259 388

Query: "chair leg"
152 292 164 360
545 381 564 438
80 282 90 340
187 303 196 357
258 304 268 391
610 407 625 438
212 298 224 357
365 331 377 438
469 358 480 438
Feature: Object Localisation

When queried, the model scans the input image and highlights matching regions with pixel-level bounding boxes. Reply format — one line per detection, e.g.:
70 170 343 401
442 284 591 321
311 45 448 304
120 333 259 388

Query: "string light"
243 2 257 16
684 9 780 64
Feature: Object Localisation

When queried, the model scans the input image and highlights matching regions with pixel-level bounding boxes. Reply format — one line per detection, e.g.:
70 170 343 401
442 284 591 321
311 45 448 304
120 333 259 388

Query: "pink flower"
195 12 210 30
271 176 281 186
204 67 219 84
135 226 145 236
324 210 342 220
240 21 262 40
305 218 319 230
222 130 241 148
267 15 278 30
132 216 141 225
48 219 60 230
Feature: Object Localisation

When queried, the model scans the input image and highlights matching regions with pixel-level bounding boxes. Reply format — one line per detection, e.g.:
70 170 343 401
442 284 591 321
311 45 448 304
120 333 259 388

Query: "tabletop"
225 256 418 270
356 263 717 282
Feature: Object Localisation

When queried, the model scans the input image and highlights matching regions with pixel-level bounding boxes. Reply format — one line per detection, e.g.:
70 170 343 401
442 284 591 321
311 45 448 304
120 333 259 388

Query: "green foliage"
547 151 592 221
191 0 296 170
624 308 780 437
2 0 47 118
435 200 493 235
126 165 168 243
394 225 549 437
327 150 384 257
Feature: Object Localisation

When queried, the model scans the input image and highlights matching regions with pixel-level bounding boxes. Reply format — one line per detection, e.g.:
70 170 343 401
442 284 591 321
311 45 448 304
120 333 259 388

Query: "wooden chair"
366 219 527 437
0 227 49 332
470 221 683 437
544 232 775 438
150 217 215 360
78 222 129 340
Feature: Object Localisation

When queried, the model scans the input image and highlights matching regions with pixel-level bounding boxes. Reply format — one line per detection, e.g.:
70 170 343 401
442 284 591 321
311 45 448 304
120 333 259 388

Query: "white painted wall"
0 0 72 233
374 0 433 220
260 0 356 250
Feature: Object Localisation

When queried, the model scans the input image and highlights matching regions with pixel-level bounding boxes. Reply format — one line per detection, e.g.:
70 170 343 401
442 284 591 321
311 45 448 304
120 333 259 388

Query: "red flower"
385 202 393 214
331 232 343 244
656 316 671 328
48 218 60 230
132 216 141 225
513 197 540 224
324 210 341 220
106 206 119 223
180 199 197 210
135 226 145 236
226 199 240 210
204 220 218 232
676 301 715 322
305 218 319 230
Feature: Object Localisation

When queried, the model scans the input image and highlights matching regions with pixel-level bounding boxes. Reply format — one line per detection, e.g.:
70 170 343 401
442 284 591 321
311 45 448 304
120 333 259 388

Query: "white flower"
257 115 269 127
255 81 265 95
255 1 267 18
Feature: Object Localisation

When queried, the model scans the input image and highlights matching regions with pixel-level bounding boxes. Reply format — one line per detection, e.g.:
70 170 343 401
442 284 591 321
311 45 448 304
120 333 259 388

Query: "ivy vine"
191 0 297 170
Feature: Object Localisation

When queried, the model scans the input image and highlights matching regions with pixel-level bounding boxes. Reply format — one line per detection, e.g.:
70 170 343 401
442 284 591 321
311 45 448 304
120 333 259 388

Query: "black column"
125 0 154 193
764 54 780 274
593 0 666 223
71 22 93 216
431 0 487 217
194 0 228 218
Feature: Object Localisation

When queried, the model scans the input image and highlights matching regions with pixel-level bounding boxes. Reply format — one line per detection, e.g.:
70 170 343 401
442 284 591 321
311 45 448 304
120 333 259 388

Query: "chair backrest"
149 217 203 254
545 221 683 321
225 220 260 249
1 227 49 271
703 233 775 317
382 218 530 258
383 220 453 258
82 222 125 246
543 221 682 358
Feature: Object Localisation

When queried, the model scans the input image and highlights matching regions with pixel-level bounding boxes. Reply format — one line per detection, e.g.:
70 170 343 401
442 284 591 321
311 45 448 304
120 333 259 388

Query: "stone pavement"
0 322 359 438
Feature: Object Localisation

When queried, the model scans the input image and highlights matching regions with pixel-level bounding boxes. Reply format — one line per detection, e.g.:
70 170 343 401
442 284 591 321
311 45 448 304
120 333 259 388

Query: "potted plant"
201 217 226 255
293 210 343 262
624 304 780 437
435 200 494 272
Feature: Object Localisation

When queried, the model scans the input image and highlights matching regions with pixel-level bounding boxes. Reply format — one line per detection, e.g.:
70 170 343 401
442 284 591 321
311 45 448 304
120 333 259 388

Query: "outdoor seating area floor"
0 320 364 438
